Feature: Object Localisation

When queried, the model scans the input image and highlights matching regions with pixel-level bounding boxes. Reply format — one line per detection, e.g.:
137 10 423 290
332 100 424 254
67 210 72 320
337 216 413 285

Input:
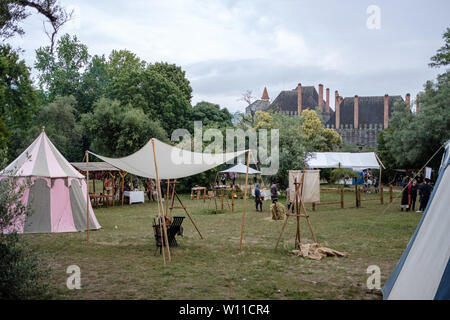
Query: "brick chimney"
384 94 389 129
405 93 411 112
297 83 302 115
416 94 420 114
318 84 324 112
354 95 359 129
335 90 341 129
326 88 330 113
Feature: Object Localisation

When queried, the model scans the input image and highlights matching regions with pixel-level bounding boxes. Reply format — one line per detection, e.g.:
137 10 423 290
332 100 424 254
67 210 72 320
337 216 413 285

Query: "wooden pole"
151 139 171 262
239 151 251 250
174 192 204 239
231 186 235 212
389 184 393 203
165 179 170 217
380 186 384 204
340 188 344 209
295 177 301 248
85 151 90 245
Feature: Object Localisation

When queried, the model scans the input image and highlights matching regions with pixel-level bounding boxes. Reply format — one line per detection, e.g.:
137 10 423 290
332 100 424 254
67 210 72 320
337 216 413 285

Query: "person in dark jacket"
254 184 263 212
409 179 419 212
270 182 278 203
418 178 433 212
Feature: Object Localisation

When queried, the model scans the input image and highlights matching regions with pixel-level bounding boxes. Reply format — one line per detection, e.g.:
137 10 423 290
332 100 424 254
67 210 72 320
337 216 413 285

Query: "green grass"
21 187 420 300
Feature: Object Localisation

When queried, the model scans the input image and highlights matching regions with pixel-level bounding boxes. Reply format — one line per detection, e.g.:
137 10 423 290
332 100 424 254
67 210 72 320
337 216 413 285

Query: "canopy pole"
239 150 251 250
152 139 171 262
85 151 90 246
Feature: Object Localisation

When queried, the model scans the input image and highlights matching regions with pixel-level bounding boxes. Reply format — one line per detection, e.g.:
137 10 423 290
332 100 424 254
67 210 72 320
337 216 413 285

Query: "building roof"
339 95 403 127
265 86 325 112
245 99 271 114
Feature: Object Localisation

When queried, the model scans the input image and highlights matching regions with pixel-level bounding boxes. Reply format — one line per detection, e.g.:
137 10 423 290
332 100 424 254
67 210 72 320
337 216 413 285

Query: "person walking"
254 184 263 212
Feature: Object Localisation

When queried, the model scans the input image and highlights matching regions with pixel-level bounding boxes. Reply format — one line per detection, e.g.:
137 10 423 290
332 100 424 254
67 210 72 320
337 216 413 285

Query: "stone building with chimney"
245 83 411 148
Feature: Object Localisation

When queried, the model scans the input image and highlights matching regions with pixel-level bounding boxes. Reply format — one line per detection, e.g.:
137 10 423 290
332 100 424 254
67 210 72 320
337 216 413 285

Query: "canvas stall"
0 129 100 234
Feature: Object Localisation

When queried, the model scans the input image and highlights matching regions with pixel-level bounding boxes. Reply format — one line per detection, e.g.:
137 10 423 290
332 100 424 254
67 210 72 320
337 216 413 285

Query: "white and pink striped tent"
0 130 101 234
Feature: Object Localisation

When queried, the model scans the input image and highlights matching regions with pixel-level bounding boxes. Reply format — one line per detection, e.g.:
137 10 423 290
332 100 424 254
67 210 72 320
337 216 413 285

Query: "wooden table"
191 186 207 200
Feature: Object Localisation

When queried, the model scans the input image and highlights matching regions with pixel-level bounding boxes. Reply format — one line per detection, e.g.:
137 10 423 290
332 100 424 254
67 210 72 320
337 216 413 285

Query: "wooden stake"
239 151 251 250
380 186 384 204
85 151 90 245
151 139 171 262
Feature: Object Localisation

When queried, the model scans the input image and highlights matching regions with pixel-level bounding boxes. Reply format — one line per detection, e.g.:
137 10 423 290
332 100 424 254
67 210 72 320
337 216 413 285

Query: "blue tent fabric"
382 141 450 300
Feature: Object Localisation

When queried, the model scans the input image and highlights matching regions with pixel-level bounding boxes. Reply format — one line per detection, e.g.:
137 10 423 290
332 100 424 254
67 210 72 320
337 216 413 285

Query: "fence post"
358 187 362 207
380 186 384 204
340 188 344 209
312 202 316 211
389 185 393 203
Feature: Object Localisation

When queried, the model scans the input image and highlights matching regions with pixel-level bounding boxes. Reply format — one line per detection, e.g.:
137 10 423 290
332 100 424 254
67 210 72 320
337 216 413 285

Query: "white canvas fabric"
0 130 84 179
220 163 261 174
90 138 248 180
383 140 450 300
306 152 380 171
288 170 320 203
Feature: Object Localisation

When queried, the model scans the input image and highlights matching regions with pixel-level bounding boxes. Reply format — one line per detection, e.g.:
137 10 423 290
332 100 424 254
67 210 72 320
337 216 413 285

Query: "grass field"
21 186 421 300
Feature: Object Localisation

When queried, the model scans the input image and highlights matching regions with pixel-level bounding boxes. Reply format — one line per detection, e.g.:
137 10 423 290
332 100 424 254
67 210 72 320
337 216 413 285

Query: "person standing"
401 181 410 212
254 184 263 212
409 179 419 212
270 182 278 203
418 178 433 212
221 174 226 186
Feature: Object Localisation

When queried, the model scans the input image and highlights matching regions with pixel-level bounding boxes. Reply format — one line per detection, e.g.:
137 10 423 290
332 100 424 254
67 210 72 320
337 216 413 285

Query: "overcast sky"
8 0 450 113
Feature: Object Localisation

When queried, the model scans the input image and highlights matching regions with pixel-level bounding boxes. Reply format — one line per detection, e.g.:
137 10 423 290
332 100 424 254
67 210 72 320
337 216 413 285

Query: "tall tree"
28 96 83 161
0 0 72 52
191 101 232 128
109 68 192 133
429 27 450 68
77 54 110 114
35 33 90 102
0 44 36 159
148 62 192 102
81 98 168 157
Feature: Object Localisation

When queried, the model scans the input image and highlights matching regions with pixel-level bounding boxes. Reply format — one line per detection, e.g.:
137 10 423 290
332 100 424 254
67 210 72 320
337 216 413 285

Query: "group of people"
401 178 433 213
362 169 379 194
220 173 237 187
254 182 278 212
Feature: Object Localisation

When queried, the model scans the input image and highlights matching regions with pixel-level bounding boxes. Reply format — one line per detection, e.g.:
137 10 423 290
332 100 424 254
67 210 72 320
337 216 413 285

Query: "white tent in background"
382 141 450 300
306 152 381 171
89 138 247 179
220 163 261 175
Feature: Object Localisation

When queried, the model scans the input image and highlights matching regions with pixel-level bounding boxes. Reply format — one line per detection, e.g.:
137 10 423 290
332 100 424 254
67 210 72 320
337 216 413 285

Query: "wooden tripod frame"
275 170 317 250
167 179 204 239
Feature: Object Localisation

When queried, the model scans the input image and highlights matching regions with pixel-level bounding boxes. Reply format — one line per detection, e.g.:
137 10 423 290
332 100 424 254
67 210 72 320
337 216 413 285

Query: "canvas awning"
71 162 120 173
220 163 261 174
89 138 247 180
306 152 380 171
